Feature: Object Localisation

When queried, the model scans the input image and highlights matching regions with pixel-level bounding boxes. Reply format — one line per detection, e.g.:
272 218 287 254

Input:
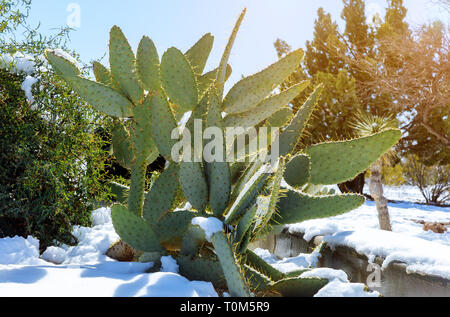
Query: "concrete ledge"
251 230 450 297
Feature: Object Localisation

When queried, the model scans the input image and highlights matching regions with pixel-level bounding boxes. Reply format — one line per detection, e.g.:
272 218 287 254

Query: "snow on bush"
0 52 38 104
0 52 36 75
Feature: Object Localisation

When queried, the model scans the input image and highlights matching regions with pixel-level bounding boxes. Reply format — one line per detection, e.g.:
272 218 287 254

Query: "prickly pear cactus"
46 9 401 297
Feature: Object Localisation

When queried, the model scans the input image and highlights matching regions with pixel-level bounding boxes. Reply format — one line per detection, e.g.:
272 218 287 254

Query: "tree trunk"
369 162 392 231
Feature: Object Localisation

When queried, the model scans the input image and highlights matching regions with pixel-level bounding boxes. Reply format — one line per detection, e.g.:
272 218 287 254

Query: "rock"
423 222 448 234
106 240 136 262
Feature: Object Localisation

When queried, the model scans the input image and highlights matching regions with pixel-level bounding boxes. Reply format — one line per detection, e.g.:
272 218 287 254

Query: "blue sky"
27 0 447 89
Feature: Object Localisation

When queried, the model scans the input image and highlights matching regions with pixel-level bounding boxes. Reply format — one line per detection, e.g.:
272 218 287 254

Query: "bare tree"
333 24 450 149
432 0 450 14
404 155 450 206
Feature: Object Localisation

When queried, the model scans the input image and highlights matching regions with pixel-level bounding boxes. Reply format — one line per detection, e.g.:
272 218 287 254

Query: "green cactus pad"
137 36 160 92
230 159 264 202
205 90 231 217
266 107 293 128
184 92 209 161
223 82 308 128
68 77 134 118
225 163 270 225
138 251 164 263
223 49 304 114
273 190 365 225
151 93 178 160
143 163 180 224
253 158 285 234
197 65 232 98
108 181 129 204
271 277 328 297
230 162 247 183
237 229 252 254
245 249 284 282
185 33 214 75
93 61 112 86
179 162 209 213
128 162 147 216
111 204 163 252
217 8 246 98
154 210 197 246
211 231 251 297
283 269 311 279
284 154 311 188
45 50 80 78
306 129 402 185
278 85 323 156
244 265 272 292
180 225 207 256
131 95 159 164
161 47 198 112
109 26 143 104
111 121 133 169
235 204 257 245
176 255 227 289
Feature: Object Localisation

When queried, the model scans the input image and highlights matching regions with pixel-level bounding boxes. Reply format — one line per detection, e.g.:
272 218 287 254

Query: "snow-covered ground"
0 185 447 297
365 184 430 204
0 208 217 297
288 186 450 280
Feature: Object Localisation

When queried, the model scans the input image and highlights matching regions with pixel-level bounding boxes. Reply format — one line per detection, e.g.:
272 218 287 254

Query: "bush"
0 58 110 249
381 163 406 186
403 155 450 206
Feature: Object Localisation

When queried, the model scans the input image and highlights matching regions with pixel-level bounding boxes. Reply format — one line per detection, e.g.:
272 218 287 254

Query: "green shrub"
381 163 405 186
0 59 110 250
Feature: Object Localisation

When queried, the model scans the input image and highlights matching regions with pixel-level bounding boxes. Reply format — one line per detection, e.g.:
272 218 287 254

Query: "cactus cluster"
45 9 401 297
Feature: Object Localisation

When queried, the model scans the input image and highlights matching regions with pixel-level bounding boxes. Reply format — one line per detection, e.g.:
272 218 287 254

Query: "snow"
300 268 380 297
324 229 450 279
91 207 113 226
0 207 217 297
288 198 450 279
41 246 67 264
300 268 348 282
21 75 38 104
48 48 81 70
0 52 38 104
253 248 321 274
314 279 380 297
0 267 216 297
0 236 46 265
161 256 179 274
191 217 223 242
366 184 428 204
0 52 36 75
